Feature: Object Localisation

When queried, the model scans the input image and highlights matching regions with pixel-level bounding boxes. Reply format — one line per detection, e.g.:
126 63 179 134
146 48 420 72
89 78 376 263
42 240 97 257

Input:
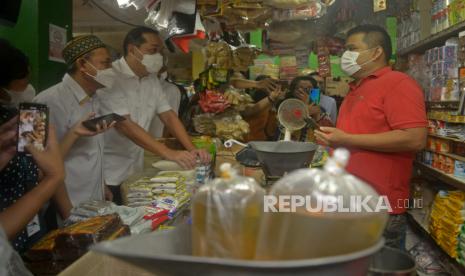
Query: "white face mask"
85 61 116 88
135 47 164 74
3 84 36 107
340 48 376 76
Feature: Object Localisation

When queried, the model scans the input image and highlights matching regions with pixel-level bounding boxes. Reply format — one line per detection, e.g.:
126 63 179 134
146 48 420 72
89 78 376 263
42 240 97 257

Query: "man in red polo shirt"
315 25 427 249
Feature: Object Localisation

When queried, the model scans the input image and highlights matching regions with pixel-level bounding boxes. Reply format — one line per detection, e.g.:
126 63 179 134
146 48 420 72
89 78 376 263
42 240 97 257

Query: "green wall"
38 0 72 91
0 0 72 92
0 0 39 89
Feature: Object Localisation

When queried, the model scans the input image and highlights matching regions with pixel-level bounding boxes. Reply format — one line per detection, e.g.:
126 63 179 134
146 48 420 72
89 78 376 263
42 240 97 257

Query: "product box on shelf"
454 160 465 178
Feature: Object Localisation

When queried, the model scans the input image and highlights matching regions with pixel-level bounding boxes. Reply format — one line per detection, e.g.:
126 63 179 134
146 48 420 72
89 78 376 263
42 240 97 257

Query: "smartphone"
304 116 321 132
82 113 126 131
309 88 321 105
17 103 49 153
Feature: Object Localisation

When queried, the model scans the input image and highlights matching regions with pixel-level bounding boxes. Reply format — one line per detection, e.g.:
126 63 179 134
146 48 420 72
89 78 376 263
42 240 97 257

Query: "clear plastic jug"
192 163 265 259
255 148 388 260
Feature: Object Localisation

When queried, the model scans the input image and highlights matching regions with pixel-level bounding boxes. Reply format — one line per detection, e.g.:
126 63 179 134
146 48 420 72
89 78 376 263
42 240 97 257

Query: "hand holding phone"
17 103 49 153
309 88 321 105
81 113 125 133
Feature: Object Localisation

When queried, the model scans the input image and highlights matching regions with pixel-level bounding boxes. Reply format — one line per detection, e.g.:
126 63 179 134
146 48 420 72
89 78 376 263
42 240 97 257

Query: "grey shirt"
0 225 33 276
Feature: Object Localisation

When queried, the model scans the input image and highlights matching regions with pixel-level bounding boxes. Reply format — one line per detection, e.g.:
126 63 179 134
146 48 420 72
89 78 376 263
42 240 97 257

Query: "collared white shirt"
98 57 172 186
33 74 105 206
148 78 181 138
320 94 338 123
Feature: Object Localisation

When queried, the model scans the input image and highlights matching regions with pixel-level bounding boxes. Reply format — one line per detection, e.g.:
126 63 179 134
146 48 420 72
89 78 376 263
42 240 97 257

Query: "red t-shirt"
336 67 427 214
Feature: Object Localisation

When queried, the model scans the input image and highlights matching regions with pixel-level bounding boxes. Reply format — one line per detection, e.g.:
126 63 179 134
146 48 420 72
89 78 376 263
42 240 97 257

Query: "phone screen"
17 103 48 153
309 88 321 105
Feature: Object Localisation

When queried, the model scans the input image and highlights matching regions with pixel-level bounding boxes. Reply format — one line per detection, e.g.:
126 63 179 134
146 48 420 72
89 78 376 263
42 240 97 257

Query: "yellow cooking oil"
255 207 387 260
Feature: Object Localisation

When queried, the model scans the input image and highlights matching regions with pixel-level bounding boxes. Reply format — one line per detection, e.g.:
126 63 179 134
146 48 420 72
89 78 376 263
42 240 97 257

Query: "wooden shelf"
398 21 465 56
414 161 465 191
429 133 465 144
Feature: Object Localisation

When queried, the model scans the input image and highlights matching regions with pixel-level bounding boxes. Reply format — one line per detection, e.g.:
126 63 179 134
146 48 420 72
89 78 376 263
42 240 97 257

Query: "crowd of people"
0 24 428 274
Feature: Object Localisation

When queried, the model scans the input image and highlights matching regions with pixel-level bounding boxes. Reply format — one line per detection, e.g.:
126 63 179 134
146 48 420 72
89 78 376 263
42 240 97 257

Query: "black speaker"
0 0 22 27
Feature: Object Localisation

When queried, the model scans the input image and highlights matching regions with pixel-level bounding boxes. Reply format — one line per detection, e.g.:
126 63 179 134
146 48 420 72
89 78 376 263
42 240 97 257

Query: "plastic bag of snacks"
192 163 265 259
255 148 388 260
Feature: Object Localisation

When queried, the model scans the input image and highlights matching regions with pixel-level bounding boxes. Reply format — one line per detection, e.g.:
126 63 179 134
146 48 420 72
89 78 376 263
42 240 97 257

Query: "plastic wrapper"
255 149 388 260
192 163 265 259
264 0 319 9
223 87 254 111
25 214 129 271
199 90 231 113
271 2 326 21
206 41 233 68
232 46 261 72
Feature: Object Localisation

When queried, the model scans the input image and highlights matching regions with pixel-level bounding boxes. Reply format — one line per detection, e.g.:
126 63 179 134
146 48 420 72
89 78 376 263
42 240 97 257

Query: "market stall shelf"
398 21 465 56
429 133 465 144
414 161 465 191
407 210 465 275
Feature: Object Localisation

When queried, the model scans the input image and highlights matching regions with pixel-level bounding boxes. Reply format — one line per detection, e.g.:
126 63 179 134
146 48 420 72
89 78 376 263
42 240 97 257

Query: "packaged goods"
255 149 388 260
455 160 465 178
192 163 265 259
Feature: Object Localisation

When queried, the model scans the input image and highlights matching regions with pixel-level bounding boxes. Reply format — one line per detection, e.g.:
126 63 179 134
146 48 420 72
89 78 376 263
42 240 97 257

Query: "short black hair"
0 39 30 88
289 76 318 95
347 24 392 63
123 26 160 56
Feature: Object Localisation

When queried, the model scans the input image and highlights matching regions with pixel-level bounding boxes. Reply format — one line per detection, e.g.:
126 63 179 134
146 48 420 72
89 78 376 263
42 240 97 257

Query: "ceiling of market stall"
72 0 411 81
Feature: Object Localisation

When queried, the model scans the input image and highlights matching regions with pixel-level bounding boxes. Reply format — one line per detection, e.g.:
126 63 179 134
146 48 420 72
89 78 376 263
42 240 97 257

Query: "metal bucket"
248 141 317 177
92 224 384 276
368 247 416 276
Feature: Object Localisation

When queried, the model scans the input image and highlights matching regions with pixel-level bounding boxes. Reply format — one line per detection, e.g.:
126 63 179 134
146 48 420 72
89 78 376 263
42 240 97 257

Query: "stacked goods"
25 214 129 275
458 224 465 265
125 172 191 212
429 190 465 258
223 87 254 112
424 43 459 102
194 110 250 140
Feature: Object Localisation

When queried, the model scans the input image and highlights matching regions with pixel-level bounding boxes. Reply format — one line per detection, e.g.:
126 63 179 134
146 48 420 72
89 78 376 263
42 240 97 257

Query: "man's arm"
315 127 427 152
158 111 211 163
158 110 196 151
115 117 197 168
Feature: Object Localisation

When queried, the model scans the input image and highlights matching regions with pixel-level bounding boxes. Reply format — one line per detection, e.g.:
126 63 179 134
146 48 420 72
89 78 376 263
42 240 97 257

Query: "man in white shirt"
99 27 210 204
34 35 116 217
149 67 181 138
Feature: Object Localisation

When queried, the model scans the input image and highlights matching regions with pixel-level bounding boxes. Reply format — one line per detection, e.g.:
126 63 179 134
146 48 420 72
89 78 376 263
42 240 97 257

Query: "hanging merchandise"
317 44 331 77
169 13 207 53
198 90 231 114
271 1 327 21
264 0 321 9
206 41 232 68
223 87 254 112
232 46 261 72
219 2 272 31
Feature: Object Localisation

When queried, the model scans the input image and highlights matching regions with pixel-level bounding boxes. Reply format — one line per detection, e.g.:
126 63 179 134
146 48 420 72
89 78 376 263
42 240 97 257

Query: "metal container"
92 224 384 276
368 247 416 276
248 141 317 177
